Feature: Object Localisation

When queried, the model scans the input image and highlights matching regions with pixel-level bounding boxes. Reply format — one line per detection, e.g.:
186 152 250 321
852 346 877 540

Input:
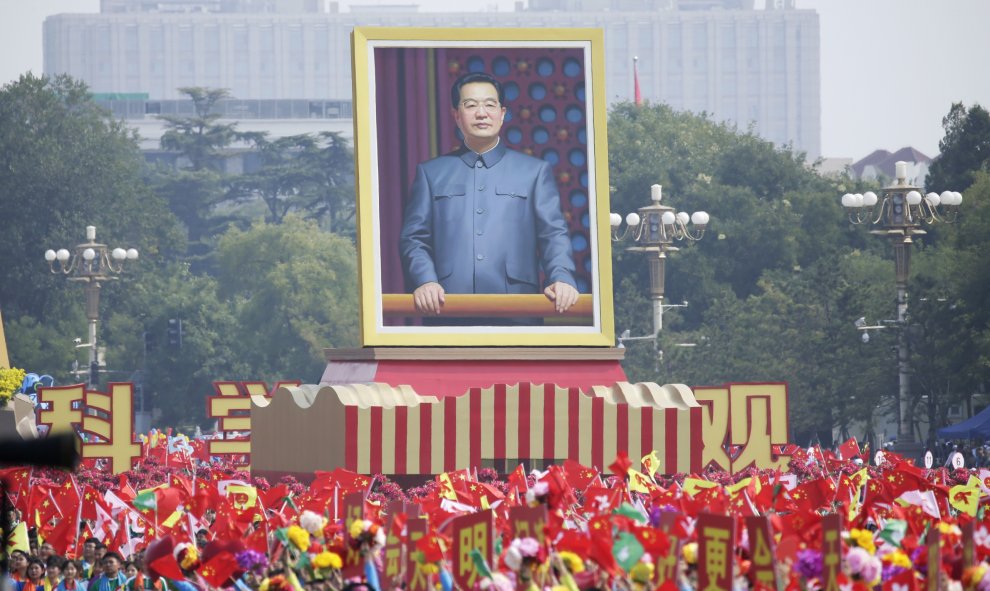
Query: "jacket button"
476 254 485 260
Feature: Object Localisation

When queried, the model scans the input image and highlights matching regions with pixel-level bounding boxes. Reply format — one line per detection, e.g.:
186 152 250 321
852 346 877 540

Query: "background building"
851 147 932 187
44 0 820 158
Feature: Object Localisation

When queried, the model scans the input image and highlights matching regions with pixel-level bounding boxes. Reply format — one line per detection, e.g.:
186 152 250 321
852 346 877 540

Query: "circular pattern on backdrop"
569 190 587 209
467 56 486 73
577 128 587 144
541 149 559 166
565 105 583 123
528 82 547 101
537 58 555 76
532 126 549 144
581 212 591 229
563 58 582 77
539 105 557 123
492 56 511 77
571 234 588 252
574 82 585 102
506 126 523 144
568 149 586 167
580 171 588 187
504 81 520 102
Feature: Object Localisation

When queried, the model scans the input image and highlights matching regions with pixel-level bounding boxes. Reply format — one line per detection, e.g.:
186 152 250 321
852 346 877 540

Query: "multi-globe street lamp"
610 184 709 344
45 226 138 388
841 161 962 455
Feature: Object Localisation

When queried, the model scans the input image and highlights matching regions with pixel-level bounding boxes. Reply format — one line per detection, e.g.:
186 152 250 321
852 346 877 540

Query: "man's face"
83 542 96 560
27 562 44 580
452 81 505 151
46 563 61 580
39 543 55 558
103 556 120 576
11 553 28 570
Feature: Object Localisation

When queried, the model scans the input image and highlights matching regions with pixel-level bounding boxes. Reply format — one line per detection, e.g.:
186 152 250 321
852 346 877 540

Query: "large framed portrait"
352 27 614 347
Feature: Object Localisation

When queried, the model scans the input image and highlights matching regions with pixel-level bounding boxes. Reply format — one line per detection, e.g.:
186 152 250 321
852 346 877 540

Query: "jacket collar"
457 138 506 168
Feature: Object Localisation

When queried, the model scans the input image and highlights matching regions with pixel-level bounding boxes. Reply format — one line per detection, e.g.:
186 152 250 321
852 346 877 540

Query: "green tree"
229 132 355 231
943 171 990 393
215 217 360 382
102 264 248 427
605 102 942 444
926 102 990 193
0 73 182 376
296 131 355 236
158 87 237 171
154 87 241 251
228 133 319 224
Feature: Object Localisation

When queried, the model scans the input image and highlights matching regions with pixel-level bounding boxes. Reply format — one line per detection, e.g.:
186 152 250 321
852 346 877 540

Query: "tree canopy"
926 103 990 193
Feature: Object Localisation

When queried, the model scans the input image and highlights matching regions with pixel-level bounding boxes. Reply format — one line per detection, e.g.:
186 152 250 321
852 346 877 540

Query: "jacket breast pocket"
432 183 466 222
495 182 531 221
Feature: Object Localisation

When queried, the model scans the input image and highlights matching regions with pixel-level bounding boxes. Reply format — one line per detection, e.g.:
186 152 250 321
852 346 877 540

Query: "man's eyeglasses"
460 99 501 113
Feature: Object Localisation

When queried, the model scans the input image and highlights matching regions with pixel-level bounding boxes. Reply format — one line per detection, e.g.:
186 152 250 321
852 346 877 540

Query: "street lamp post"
611 184 709 340
45 226 138 388
841 161 962 455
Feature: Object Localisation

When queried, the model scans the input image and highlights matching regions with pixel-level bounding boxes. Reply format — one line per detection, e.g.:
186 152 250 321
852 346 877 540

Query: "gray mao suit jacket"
399 140 577 296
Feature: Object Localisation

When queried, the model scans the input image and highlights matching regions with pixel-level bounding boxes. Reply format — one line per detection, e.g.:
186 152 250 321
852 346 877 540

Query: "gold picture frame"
352 27 614 347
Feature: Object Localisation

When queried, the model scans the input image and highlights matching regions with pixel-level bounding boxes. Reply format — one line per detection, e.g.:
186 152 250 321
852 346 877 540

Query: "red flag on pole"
633 56 643 106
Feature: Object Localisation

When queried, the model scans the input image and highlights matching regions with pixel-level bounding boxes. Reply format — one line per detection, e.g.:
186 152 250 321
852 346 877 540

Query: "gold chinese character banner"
26 380 789 477
250 381 791 481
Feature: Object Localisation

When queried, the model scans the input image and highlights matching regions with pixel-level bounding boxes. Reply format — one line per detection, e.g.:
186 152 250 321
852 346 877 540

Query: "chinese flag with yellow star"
198 550 240 588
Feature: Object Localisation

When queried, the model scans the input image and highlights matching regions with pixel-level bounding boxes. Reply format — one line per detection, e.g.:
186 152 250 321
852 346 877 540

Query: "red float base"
319 347 627 398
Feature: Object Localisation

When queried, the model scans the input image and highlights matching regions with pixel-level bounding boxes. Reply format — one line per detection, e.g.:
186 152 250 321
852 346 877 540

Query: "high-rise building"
44 0 819 158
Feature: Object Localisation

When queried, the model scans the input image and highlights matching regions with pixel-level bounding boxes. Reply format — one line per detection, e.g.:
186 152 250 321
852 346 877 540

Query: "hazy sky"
1 0 987 160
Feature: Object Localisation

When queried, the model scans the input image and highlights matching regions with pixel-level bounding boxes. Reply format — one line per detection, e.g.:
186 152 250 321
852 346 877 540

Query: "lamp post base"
892 439 926 465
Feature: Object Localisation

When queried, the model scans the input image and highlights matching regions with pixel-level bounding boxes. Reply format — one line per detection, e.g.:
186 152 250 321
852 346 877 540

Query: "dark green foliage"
926 102 990 193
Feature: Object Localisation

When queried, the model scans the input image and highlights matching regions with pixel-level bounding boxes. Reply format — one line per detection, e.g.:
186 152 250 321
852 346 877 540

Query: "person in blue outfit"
399 71 579 323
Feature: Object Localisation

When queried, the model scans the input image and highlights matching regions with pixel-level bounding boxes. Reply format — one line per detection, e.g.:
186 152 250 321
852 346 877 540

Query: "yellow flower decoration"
682 542 698 565
313 551 343 570
178 546 200 570
629 562 653 584
963 564 989 591
849 528 876 555
259 579 271 591
0 367 25 406
287 525 311 551
420 563 440 576
557 551 585 574
881 550 911 569
349 519 367 539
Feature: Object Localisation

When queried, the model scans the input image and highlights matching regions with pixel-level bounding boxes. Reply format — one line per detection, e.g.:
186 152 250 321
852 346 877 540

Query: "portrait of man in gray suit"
399 72 579 320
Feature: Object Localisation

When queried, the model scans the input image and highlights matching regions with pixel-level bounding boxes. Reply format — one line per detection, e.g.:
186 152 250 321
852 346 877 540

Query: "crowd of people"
7 541 144 591
3 440 990 591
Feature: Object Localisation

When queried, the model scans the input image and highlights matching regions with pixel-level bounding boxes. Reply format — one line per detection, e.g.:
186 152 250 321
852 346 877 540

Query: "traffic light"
167 318 183 348
89 360 99 387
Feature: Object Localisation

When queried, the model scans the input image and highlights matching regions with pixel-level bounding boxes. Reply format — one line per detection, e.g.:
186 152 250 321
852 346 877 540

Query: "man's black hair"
450 72 505 108
46 555 67 570
101 551 123 565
